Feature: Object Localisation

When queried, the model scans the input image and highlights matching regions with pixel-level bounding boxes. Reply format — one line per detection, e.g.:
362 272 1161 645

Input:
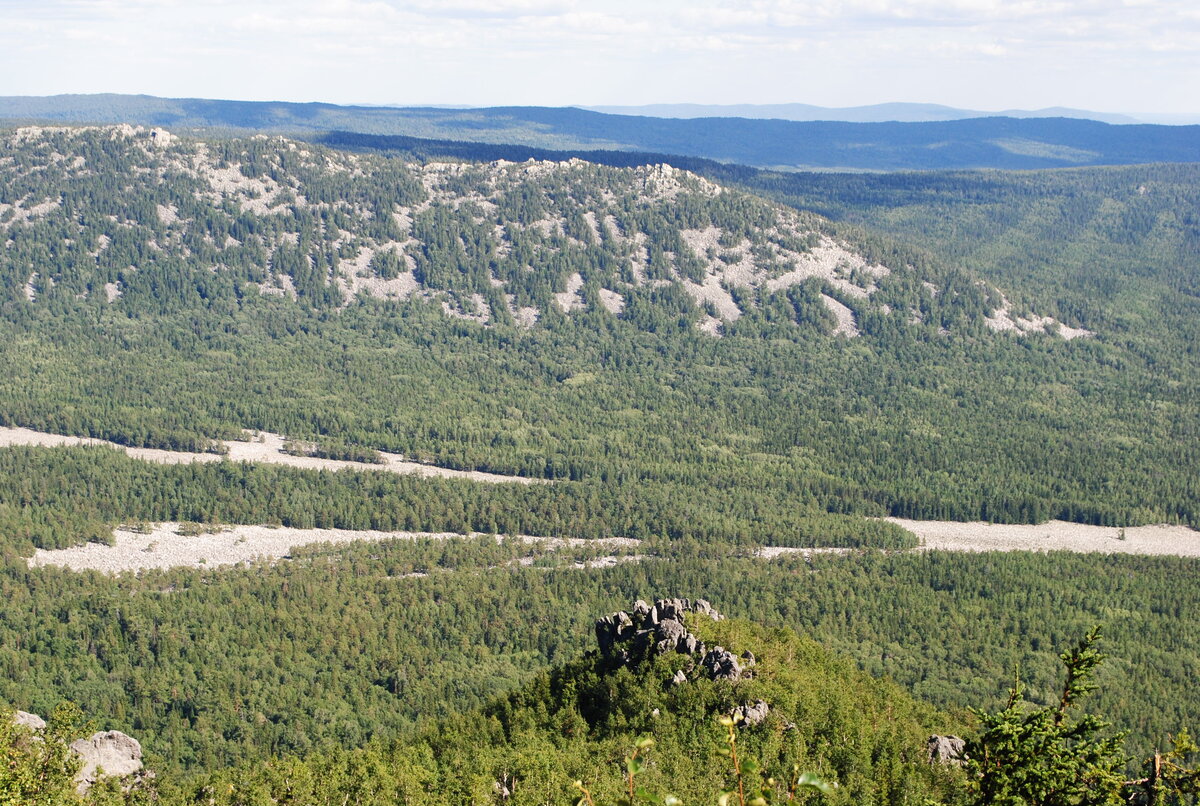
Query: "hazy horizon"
1 1 1197 117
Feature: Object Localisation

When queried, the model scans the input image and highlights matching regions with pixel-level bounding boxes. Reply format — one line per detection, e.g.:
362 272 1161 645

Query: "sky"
1 0 1198 115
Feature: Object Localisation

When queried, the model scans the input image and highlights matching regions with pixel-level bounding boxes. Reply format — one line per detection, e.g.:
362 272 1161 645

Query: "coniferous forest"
1 122 1198 804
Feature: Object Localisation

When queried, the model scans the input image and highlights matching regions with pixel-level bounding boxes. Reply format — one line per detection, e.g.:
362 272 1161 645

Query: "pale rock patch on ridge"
506 294 540 327
697 314 724 336
335 245 418 305
820 294 860 337
554 272 586 312
155 204 178 225
985 294 1093 340
582 210 603 243
89 234 111 257
1 196 62 228
442 293 491 324
598 288 625 314
257 272 298 299
148 127 177 148
681 275 742 322
763 238 881 299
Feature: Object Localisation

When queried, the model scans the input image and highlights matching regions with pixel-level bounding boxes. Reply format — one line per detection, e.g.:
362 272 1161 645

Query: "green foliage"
965 628 1127 806
0 703 143 806
4 542 1200 773
1 705 83 805
2 125 1200 805
1130 730 1200 806
156 614 956 805
2 126 1198 541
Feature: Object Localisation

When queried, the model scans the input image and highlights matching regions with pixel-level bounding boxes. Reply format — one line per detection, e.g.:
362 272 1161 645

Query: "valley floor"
0 426 540 484
28 522 640 573
26 518 1200 574
886 517 1200 556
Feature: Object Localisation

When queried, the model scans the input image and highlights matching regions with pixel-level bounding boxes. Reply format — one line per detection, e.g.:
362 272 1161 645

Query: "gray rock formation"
733 700 770 726
594 597 754 687
654 616 689 653
70 730 143 791
701 646 743 680
595 609 636 656
13 710 47 731
11 712 144 792
927 734 966 765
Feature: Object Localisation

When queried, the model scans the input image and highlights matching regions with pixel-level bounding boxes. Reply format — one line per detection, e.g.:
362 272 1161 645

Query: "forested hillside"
2 542 1195 768
0 123 999 333
0 124 1197 557
7 597 971 804
2 119 1200 805
735 163 1200 347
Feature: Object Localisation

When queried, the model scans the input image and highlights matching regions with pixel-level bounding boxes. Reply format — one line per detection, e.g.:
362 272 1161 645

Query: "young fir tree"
965 627 1127 806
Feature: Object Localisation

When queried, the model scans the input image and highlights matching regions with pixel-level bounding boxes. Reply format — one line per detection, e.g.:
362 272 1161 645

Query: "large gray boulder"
12 710 47 731
70 731 144 790
9 711 145 792
733 700 771 726
927 734 966 765
654 616 689 654
701 646 743 681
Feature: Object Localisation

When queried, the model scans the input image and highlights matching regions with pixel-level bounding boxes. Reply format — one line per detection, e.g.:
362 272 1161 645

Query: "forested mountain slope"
1 124 1041 338
6 534 1200 776
1 123 1197 546
299 132 1200 368
735 164 1200 357
151 599 960 805
3 123 1200 802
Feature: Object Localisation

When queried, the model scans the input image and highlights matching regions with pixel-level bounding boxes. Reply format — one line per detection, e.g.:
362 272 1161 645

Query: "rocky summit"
594 597 759 685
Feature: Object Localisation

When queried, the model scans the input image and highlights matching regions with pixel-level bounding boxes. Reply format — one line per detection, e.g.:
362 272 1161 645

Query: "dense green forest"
733 163 1200 349
6 601 972 805
3 539 1198 773
1 125 1197 542
2 122 1199 803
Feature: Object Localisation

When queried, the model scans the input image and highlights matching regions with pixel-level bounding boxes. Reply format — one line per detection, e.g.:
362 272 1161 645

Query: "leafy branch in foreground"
716 713 833 806
1126 730 1200 806
575 736 681 806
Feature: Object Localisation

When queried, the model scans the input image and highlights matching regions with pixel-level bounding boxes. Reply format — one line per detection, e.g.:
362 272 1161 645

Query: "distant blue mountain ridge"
583 101 1149 125
1 93 1197 171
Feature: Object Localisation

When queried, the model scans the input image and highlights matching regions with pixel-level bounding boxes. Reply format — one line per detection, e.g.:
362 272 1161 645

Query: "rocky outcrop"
596 598 722 664
71 731 144 790
13 710 46 731
927 734 966 765
733 700 771 726
701 647 743 681
594 597 762 688
9 711 144 791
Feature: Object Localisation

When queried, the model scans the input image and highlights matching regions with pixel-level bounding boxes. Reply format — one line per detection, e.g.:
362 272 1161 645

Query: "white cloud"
0 0 1195 112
